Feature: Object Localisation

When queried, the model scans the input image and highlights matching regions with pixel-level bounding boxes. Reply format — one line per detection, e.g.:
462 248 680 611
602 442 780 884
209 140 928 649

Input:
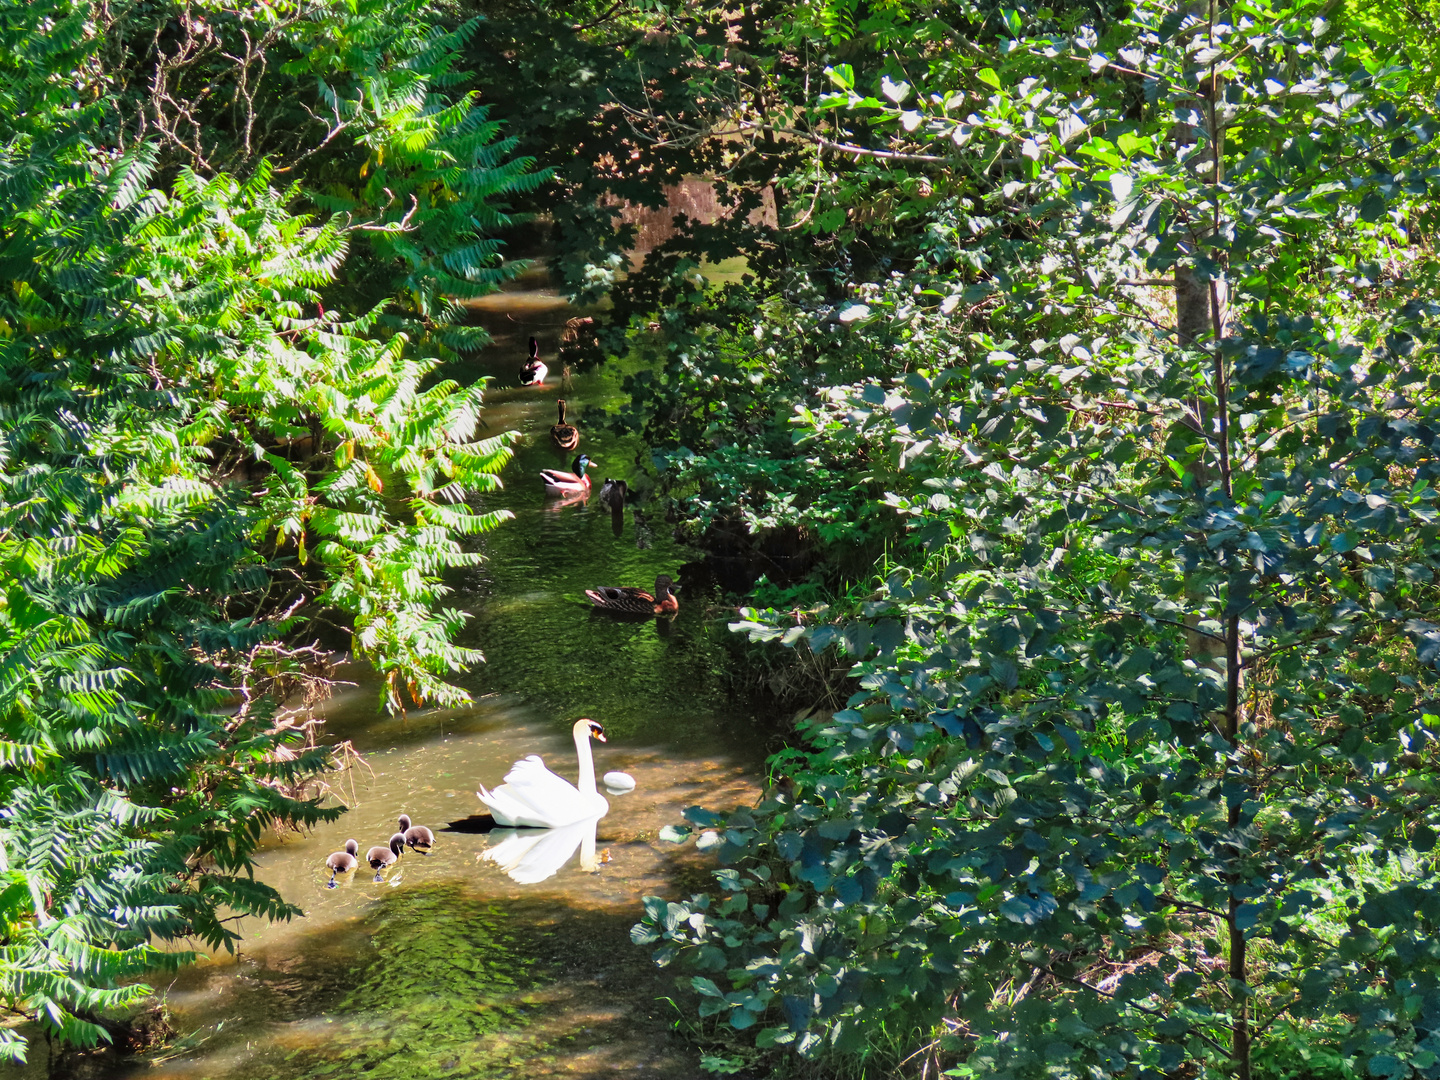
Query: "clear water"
25 275 769 1079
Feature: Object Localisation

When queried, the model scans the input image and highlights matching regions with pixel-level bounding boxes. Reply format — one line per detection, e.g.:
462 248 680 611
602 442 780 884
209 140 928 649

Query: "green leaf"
692 976 725 997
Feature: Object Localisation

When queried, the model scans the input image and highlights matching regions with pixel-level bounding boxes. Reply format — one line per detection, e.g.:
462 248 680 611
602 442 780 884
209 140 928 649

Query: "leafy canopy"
627 0 1440 1077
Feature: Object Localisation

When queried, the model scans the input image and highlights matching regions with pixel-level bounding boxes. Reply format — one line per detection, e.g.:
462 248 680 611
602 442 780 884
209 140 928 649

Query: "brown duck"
551 399 580 451
598 477 628 513
585 574 678 617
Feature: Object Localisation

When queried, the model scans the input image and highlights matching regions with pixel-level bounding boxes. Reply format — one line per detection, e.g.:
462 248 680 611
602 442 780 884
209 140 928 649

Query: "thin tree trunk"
1176 267 1210 348
1176 11 1215 660
1200 0 1249 1071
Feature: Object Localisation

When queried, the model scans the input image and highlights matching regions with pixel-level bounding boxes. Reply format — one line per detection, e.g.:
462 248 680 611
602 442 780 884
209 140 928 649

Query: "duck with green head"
540 454 593 496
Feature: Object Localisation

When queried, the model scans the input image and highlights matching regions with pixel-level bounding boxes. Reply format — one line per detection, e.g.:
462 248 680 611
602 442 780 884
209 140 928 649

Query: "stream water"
26 270 771 1080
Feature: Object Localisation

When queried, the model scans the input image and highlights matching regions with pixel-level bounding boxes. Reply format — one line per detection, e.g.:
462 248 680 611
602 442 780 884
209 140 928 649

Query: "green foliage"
134 164 516 710
0 143 342 1058
283 1 549 353
1250 1021 1355 1080
478 0 1132 567
628 1 1440 1077
0 0 534 1059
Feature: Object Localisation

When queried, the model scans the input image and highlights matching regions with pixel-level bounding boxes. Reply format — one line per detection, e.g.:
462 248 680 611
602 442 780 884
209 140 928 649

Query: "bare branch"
346 192 421 234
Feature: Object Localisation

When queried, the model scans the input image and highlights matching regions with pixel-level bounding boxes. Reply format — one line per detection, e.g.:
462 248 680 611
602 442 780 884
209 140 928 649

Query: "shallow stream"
28 273 769 1079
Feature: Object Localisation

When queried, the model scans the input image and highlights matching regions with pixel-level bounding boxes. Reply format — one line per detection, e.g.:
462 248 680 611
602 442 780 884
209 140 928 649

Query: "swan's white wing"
481 820 594 884
477 784 553 828
503 754 584 802
478 754 588 828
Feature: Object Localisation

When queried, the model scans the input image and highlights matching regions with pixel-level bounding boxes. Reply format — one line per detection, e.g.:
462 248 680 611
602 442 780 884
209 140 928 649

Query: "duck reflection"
543 486 590 512
480 815 603 884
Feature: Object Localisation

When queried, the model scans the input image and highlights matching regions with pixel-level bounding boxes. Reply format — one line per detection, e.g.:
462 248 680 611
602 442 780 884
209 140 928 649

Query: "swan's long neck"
573 723 598 796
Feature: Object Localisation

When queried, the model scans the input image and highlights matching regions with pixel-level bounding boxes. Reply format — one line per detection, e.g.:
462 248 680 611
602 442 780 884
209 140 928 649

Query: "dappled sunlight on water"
105 701 759 1078
54 673 764 1080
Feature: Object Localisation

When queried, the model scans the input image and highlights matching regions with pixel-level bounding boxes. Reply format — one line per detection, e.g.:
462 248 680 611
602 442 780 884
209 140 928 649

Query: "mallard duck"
325 839 359 888
551 399 580 451
540 454 593 496
520 337 547 386
366 834 405 881
598 478 628 513
398 814 434 854
598 477 627 535
585 574 678 616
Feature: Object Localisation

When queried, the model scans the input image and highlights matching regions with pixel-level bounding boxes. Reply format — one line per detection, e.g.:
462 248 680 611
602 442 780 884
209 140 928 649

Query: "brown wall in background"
610 179 777 254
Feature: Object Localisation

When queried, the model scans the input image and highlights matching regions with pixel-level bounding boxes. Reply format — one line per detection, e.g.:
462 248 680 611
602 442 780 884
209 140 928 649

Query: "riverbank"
14 277 774 1080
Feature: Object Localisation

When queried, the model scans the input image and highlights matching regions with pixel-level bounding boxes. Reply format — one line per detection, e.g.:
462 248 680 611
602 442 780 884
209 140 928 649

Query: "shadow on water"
39 704 760 1080
23 274 771 1080
122 889 704 1080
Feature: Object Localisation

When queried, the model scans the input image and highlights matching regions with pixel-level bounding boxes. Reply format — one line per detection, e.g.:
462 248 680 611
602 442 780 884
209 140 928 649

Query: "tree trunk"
1176 266 1210 348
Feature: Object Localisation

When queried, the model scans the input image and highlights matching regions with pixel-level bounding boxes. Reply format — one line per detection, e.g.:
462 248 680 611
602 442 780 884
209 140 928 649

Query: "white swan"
481 816 601 884
477 718 610 828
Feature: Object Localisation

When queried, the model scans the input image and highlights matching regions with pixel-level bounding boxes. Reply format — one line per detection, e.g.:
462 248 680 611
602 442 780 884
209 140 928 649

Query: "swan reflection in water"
480 815 605 884
474 715 637 884
478 772 636 885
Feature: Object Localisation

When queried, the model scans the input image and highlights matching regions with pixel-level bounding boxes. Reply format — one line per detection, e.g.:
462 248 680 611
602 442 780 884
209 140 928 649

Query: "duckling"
325 839 359 888
366 834 405 882
550 399 580 451
585 574 679 617
520 337 548 386
540 454 593 497
398 814 435 855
